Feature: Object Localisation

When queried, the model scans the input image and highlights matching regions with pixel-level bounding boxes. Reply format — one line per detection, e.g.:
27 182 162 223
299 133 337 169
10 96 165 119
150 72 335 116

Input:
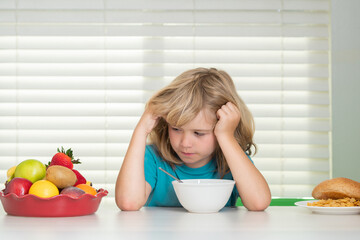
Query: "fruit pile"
3 147 97 198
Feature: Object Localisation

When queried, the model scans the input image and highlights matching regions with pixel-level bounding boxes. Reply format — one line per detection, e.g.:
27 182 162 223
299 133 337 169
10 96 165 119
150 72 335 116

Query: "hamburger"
312 177 360 200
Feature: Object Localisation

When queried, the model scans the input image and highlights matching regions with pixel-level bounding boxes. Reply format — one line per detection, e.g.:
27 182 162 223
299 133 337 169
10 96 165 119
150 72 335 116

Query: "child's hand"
137 108 160 135
214 102 241 139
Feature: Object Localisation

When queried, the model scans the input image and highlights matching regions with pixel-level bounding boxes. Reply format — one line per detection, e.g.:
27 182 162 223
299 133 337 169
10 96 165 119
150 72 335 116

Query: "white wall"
331 0 360 181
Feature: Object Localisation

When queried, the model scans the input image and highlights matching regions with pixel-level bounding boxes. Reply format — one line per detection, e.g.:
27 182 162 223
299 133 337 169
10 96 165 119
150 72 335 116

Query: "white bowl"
172 179 235 213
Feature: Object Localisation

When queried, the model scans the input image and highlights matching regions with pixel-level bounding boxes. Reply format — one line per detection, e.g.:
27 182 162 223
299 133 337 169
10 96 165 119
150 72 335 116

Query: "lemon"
6 166 17 182
29 180 59 198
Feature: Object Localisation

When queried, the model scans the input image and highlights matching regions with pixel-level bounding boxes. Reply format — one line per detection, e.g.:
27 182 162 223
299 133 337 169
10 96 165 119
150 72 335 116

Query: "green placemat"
236 197 313 206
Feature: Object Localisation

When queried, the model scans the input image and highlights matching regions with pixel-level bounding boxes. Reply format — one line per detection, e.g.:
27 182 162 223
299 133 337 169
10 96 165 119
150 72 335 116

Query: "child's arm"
214 102 271 211
115 108 159 211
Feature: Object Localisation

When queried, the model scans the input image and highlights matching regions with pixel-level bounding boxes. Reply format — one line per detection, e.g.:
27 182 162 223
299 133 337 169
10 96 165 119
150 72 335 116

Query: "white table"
1 199 359 240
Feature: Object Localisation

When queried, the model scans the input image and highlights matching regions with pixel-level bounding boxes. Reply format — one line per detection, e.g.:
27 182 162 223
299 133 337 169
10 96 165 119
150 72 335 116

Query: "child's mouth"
181 152 194 156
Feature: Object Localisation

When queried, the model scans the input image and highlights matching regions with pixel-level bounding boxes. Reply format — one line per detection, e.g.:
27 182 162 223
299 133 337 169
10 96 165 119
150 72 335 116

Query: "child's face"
168 108 217 168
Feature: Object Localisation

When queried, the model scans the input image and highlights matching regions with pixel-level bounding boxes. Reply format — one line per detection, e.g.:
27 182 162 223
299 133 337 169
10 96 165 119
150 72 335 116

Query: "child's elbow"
248 203 269 211
246 198 271 211
115 197 144 211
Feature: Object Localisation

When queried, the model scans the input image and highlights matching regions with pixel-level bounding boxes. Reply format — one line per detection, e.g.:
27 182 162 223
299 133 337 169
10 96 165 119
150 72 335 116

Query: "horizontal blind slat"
0 130 329 145
1 11 329 25
0 143 329 159
0 103 330 118
0 63 329 78
17 0 105 10
3 25 328 37
1 50 329 65
256 144 329 158
0 76 330 91
0 117 330 131
255 158 329 171
264 171 329 185
0 37 329 51
0 90 330 105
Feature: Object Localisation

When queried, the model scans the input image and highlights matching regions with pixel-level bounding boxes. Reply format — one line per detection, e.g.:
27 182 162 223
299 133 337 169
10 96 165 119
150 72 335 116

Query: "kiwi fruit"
46 165 77 189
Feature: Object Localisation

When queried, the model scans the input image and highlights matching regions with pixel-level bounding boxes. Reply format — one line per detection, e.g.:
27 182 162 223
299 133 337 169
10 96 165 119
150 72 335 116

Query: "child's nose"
180 134 192 148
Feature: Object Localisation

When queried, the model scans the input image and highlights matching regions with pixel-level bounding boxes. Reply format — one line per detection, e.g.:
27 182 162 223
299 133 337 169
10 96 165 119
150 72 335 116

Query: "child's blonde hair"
147 67 256 178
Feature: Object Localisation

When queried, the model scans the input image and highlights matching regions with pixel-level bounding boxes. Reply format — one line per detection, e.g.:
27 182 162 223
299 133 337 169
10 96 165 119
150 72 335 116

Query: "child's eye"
171 127 180 131
194 132 204 136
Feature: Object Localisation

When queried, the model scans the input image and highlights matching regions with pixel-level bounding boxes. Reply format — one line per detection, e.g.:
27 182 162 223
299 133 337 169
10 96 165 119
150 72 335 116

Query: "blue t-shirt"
144 145 247 207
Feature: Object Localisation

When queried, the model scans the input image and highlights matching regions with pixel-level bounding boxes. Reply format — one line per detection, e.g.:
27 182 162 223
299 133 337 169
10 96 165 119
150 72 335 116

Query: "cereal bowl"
172 179 235 213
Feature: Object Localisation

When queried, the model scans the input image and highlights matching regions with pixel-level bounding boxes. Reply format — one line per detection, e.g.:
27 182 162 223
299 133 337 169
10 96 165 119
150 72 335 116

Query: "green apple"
14 159 46 183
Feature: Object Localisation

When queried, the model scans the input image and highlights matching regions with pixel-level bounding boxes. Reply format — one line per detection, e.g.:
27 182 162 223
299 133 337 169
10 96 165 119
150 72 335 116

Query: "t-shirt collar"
176 158 217 176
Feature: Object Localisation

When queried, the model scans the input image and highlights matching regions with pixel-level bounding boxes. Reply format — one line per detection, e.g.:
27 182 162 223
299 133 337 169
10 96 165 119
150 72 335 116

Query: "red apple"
4 177 33 196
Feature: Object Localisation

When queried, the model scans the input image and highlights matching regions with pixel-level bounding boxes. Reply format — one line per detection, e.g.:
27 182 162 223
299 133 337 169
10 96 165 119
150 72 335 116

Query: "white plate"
295 200 360 215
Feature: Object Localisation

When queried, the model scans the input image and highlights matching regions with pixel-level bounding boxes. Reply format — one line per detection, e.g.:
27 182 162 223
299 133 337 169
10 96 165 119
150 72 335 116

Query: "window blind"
0 0 330 199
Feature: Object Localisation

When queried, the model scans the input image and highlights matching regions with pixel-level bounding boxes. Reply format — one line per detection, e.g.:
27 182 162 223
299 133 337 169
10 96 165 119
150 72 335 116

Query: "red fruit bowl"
0 189 108 217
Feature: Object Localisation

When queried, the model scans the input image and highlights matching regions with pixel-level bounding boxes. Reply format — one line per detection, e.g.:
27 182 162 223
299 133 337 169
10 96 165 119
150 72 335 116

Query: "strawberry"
47 147 81 169
72 169 86 186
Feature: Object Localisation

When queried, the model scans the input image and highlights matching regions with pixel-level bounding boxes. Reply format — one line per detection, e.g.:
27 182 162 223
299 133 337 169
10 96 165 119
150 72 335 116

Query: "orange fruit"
75 184 97 195
29 180 59 198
